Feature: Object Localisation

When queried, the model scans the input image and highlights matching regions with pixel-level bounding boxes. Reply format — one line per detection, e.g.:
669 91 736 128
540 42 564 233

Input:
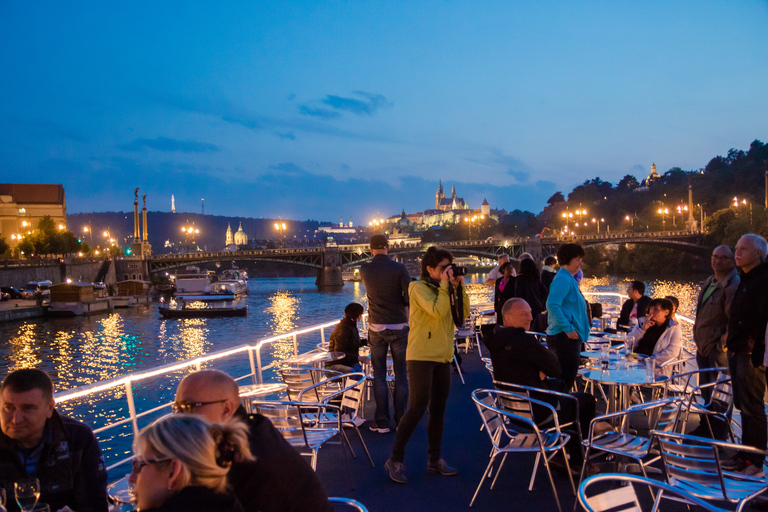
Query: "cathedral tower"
436 179 445 209
225 222 233 245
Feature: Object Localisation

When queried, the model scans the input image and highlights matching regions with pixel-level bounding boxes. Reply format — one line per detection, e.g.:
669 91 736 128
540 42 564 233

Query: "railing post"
248 347 258 385
293 334 298 356
320 327 325 347
255 347 263 385
124 380 140 439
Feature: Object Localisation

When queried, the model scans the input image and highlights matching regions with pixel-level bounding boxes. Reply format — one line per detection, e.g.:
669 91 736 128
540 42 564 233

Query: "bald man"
175 371 334 512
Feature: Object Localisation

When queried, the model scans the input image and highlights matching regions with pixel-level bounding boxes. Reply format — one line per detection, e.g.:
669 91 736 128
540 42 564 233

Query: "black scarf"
635 318 671 356
423 275 465 328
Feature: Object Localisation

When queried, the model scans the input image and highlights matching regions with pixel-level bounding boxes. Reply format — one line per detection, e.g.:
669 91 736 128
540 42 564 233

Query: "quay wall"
0 261 114 288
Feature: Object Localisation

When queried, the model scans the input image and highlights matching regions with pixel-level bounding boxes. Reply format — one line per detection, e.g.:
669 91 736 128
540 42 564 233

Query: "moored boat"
158 303 247 318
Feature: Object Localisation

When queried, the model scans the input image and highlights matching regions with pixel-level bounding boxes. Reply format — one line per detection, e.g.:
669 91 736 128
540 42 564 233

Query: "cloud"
26 119 89 143
275 131 296 141
119 137 218 153
299 91 392 119
630 164 645 174
297 105 340 119
508 170 529 183
267 162 312 176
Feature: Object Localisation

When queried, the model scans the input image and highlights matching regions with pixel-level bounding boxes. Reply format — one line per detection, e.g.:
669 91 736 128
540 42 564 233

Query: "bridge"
145 230 706 286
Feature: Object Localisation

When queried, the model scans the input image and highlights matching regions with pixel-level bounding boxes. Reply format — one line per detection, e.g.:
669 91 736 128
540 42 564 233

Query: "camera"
449 263 467 276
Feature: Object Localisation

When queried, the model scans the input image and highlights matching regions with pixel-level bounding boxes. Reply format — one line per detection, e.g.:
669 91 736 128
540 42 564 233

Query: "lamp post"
368 218 385 232
83 224 93 244
592 218 605 233
675 204 688 230
575 208 587 224
561 211 574 235
734 197 753 227
657 207 669 231
274 222 286 249
464 214 483 240
181 223 199 253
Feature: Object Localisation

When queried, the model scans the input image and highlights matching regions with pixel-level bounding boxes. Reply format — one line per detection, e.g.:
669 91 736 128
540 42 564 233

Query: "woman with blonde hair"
128 414 252 511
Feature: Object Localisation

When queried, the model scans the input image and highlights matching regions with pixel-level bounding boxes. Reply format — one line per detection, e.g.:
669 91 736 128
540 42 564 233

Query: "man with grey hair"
694 246 739 399
485 253 514 286
725 234 768 476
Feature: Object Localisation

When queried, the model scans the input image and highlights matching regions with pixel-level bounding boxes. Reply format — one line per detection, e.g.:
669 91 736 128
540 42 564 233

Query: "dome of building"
234 222 248 245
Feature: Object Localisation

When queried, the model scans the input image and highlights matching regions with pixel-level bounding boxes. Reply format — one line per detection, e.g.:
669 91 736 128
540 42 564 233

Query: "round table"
581 368 668 428
107 476 135 509
239 382 289 413
280 350 346 367
580 351 647 364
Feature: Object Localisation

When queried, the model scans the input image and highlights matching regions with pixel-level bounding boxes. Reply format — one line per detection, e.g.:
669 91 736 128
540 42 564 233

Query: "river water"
0 272 705 473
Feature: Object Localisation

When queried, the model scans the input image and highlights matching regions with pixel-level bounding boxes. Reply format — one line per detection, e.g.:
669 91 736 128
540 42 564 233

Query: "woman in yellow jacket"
385 247 470 484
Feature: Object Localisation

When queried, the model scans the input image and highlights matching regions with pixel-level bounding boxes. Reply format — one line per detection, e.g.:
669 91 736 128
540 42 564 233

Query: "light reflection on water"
0 273 703 476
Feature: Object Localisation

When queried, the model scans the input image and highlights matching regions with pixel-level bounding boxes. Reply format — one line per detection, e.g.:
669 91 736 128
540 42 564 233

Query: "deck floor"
314 346 711 512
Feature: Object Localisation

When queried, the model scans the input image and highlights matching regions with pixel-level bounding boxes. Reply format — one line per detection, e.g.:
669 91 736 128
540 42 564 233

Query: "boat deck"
313 347 701 511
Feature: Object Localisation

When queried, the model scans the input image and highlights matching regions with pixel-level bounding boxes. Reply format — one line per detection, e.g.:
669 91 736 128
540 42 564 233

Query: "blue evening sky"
1 1 766 223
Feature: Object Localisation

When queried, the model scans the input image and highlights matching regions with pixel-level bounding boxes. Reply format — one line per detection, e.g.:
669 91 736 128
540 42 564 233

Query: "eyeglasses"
171 399 227 414
131 457 171 474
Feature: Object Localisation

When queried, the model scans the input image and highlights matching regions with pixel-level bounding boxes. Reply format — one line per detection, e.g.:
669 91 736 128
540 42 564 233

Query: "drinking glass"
14 479 40 512
645 359 656 382
31 504 49 512
0 488 6 512
600 345 610 371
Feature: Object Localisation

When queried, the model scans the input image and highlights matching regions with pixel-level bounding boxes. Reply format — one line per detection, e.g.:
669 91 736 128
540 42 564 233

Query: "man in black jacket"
0 369 108 512
360 234 411 433
175 370 334 512
617 280 652 330
486 298 595 467
726 234 768 476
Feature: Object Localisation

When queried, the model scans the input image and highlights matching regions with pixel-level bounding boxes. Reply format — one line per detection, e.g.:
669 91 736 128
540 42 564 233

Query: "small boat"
158 304 247 318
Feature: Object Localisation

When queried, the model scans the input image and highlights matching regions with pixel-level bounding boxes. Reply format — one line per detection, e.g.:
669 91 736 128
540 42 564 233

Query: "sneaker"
736 460 765 478
721 455 743 471
385 459 408 484
369 424 390 434
427 458 458 476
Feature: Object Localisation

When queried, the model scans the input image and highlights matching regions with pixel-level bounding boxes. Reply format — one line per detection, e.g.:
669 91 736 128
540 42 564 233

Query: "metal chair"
653 430 768 512
678 371 735 442
252 400 347 471
579 473 730 512
456 317 483 357
471 389 574 511
579 398 682 488
328 497 369 511
278 367 342 401
299 372 374 467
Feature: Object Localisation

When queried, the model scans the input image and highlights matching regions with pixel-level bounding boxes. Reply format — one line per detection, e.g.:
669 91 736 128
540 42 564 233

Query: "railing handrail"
582 291 694 325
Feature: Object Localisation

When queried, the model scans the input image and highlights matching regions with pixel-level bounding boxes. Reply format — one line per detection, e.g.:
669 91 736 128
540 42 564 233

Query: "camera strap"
448 282 465 328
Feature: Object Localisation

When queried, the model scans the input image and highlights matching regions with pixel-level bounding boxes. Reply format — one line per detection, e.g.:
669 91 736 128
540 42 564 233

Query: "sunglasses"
132 457 171 474
171 399 227 414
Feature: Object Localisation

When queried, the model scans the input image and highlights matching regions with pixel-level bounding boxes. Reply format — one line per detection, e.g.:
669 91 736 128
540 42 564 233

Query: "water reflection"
8 323 42 370
264 290 300 334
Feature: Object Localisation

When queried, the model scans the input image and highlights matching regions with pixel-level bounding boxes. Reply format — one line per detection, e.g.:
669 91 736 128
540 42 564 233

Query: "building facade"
0 184 67 251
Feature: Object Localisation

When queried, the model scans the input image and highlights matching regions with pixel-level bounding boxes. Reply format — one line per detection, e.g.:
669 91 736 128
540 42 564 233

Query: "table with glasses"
239 382 289 412
581 367 668 418
107 476 135 510
280 350 346 368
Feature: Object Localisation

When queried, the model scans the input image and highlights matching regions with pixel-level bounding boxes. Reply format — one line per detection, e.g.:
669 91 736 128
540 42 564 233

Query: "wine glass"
31 505 49 512
14 479 40 512
0 488 7 512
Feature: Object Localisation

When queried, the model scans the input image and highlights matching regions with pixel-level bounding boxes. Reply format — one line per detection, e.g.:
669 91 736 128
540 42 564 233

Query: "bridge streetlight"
463 214 483 240
592 218 605 233
575 208 587 224
657 207 669 231
274 222 287 248
733 197 753 227
181 223 199 253
83 223 93 245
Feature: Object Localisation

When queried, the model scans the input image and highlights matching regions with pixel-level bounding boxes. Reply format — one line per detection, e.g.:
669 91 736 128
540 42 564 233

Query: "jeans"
695 348 728 403
369 327 409 428
326 363 361 375
546 332 581 392
391 360 451 464
728 351 767 465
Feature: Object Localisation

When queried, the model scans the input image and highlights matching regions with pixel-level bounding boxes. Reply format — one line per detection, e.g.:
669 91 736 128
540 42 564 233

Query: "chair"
653 430 768 512
252 400 347 471
328 497 369 512
279 367 342 401
471 389 574 511
677 371 735 442
299 372 374 467
579 398 682 488
493 379 584 461
456 317 483 357
579 473 730 512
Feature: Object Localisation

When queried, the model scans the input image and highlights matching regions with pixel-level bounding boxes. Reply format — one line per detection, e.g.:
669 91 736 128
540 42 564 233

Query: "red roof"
0 184 65 205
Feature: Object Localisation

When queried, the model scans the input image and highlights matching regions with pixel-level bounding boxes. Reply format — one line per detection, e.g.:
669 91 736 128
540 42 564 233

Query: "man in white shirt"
485 253 513 286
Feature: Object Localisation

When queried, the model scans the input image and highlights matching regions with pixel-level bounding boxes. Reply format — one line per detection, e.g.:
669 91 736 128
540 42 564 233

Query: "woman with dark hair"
326 302 366 374
627 298 682 368
129 415 252 512
514 258 549 319
493 261 516 325
385 246 469 484
545 243 589 392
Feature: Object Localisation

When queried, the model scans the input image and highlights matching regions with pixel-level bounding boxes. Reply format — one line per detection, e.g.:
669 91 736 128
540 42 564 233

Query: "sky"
1 1 767 224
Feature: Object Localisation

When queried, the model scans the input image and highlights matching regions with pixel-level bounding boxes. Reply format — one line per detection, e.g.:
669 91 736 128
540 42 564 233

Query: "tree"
547 192 565 206
0 236 9 257
617 175 639 192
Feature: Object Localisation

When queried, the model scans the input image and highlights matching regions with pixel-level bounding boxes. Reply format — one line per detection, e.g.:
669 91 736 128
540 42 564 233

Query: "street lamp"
575 208 587 224
83 224 93 244
181 223 199 253
274 222 287 248
657 207 669 230
733 197 753 226
463 215 483 240
592 218 605 233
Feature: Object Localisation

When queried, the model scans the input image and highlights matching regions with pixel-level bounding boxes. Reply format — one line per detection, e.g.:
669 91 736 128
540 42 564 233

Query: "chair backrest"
653 431 728 500
472 389 554 447
493 380 563 430
253 401 309 447
708 372 733 411
328 497 368 512
279 367 341 401
579 473 729 512
651 398 683 434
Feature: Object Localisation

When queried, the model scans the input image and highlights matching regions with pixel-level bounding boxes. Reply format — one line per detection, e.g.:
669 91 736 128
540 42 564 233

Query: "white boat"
174 267 213 296
214 268 248 296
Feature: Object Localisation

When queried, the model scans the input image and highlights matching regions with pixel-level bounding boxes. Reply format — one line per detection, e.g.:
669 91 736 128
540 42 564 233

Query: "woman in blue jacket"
545 243 590 392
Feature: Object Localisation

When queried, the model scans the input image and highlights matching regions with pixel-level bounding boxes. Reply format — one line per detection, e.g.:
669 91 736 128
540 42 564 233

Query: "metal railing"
53 318 341 471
